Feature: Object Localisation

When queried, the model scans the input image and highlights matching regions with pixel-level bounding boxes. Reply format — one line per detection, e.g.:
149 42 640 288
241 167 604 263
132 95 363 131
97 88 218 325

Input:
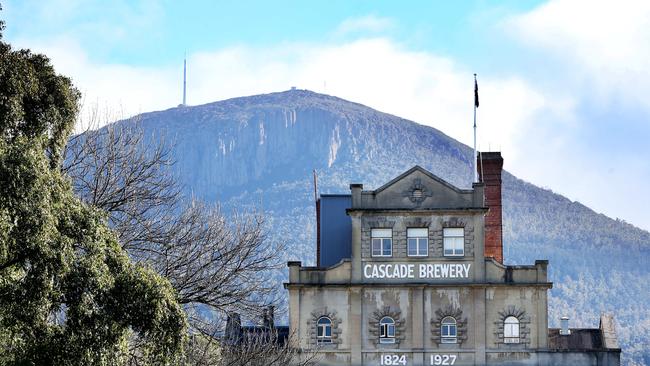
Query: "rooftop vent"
560 316 571 336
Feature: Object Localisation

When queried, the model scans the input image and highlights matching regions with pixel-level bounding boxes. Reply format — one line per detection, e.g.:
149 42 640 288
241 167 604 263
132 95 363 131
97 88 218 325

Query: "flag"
474 75 479 108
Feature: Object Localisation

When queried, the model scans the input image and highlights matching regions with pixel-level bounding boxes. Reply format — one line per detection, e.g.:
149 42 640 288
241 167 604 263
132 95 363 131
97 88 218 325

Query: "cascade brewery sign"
363 262 472 280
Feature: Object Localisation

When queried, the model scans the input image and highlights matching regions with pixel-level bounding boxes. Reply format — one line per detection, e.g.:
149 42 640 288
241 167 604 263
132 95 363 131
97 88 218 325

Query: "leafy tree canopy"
0 9 186 365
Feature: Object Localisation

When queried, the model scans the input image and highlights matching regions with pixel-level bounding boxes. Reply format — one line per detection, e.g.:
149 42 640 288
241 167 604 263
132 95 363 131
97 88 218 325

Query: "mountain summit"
136 89 471 196
126 89 648 364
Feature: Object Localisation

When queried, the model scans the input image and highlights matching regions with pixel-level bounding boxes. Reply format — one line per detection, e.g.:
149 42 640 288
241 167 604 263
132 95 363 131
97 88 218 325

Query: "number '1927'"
431 354 457 365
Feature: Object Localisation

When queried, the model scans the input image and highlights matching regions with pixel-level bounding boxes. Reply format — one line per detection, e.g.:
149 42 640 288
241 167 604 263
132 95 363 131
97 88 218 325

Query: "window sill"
379 340 396 344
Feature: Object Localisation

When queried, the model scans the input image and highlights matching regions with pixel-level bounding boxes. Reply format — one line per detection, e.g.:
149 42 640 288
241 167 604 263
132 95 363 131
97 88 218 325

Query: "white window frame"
443 228 464 257
379 316 396 344
504 316 520 344
316 317 332 344
371 229 393 257
407 228 428 257
441 316 457 344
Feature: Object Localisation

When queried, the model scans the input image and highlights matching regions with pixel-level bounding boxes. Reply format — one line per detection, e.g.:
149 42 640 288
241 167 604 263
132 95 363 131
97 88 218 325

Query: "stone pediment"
359 166 477 210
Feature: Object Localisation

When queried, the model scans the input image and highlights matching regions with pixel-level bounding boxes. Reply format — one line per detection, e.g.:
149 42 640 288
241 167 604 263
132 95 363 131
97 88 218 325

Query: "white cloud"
10 35 178 124
9 11 649 232
505 0 650 109
189 38 574 168
503 0 650 231
334 15 395 36
19 36 568 167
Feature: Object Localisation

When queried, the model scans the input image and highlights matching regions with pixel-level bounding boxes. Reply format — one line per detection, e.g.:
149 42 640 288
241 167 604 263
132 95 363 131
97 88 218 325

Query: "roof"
372 165 473 195
228 325 290 346
547 328 620 351
320 193 351 197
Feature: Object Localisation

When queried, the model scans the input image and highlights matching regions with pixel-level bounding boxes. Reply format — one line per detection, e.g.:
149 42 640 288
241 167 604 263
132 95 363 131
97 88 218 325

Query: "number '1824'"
379 354 407 365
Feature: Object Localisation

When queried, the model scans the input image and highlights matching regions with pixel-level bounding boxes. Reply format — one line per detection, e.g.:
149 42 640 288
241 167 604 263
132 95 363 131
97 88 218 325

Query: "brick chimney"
478 152 504 263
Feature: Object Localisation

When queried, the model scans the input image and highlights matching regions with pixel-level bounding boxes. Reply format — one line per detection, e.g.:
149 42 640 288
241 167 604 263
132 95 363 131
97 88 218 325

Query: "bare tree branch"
64 114 181 251
63 109 287 361
184 317 320 366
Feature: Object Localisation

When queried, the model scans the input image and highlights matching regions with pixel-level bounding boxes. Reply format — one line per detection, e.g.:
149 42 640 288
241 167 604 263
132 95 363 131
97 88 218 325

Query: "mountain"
121 89 649 365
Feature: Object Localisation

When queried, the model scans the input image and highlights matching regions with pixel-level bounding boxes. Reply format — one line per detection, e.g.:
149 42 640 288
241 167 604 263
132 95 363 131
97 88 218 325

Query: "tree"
185 310 319 366
218 331 318 366
0 13 186 365
63 97 302 366
64 115 181 254
64 119 283 322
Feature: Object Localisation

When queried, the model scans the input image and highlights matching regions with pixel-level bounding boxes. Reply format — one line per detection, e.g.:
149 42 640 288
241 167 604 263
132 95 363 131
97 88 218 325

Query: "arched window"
317 317 332 344
379 316 396 344
441 316 457 343
504 316 520 344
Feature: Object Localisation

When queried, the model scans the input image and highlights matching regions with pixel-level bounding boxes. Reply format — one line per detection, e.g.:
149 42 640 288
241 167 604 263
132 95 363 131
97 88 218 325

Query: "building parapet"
286 258 551 287
485 258 549 283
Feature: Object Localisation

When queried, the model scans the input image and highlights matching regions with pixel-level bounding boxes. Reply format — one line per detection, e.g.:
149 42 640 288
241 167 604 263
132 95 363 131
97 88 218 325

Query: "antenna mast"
312 169 319 203
183 54 187 106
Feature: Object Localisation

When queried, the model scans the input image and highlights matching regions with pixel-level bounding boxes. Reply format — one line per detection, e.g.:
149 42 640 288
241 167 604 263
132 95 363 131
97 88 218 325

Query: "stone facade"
285 163 620 365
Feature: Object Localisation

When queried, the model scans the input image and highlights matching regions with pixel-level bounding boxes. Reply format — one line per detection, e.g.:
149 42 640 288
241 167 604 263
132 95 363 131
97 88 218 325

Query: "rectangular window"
443 228 464 256
407 228 428 256
505 324 519 338
318 326 332 338
371 229 392 257
441 326 457 343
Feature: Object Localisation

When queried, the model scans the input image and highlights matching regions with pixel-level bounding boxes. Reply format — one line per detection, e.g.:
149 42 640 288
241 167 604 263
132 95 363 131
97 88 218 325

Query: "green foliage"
0 23 186 366
0 41 79 168
0 3 4 40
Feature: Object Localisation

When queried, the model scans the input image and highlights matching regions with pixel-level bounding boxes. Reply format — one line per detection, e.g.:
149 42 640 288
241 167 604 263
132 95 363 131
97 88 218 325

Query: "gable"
358 166 477 210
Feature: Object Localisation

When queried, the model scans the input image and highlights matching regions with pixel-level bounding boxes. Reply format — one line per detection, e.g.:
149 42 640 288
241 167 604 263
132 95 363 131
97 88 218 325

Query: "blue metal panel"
319 194 352 267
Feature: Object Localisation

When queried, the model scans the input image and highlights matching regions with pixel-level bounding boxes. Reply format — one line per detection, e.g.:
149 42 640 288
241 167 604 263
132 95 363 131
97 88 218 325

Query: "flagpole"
473 73 478 183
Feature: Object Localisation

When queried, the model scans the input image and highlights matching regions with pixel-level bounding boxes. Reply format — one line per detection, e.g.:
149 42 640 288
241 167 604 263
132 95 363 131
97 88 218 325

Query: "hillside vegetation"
119 89 649 365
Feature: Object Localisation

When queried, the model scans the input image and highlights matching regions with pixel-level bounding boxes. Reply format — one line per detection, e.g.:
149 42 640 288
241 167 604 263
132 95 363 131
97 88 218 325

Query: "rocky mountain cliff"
121 89 649 365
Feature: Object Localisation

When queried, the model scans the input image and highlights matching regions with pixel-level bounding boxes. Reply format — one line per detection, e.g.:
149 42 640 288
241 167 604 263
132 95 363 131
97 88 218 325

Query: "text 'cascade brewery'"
363 263 471 280
284 152 621 366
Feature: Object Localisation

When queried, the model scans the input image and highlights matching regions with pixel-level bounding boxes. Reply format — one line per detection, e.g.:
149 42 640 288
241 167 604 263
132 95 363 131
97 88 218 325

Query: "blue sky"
3 1 543 65
2 0 649 231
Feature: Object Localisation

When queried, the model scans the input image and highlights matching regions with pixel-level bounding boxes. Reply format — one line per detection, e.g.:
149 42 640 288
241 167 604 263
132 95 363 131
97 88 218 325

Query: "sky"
2 0 649 231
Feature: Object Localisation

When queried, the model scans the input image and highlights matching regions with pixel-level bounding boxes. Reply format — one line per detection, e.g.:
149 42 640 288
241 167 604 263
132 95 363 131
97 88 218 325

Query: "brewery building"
285 152 621 365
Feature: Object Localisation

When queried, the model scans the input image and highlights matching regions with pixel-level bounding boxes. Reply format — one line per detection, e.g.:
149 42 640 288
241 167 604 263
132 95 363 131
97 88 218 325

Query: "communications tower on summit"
182 55 187 107
178 54 187 108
